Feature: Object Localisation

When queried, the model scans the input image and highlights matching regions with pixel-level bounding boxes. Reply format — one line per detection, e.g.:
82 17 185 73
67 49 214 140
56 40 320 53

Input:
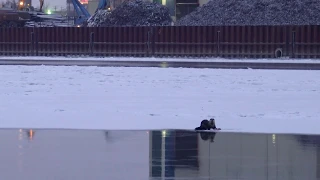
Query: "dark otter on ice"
195 118 221 130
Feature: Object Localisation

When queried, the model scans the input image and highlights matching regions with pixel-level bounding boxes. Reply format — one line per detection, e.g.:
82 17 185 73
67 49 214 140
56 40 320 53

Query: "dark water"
0 129 320 180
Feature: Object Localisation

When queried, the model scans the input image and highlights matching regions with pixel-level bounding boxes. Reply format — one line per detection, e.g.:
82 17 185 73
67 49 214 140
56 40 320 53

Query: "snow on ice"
0 65 319 134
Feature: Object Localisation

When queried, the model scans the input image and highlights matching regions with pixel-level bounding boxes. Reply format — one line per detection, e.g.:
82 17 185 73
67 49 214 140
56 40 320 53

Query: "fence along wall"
0 25 319 58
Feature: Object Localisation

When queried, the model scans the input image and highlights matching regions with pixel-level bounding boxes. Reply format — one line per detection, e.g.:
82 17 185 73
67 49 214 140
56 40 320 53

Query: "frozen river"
0 65 319 134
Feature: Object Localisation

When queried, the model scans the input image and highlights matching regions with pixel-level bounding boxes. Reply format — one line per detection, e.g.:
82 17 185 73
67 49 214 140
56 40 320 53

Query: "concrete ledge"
1 59 320 70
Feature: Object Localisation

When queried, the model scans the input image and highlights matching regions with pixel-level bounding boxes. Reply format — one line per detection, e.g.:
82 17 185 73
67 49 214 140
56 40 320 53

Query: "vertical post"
35 29 39 56
151 27 155 57
89 32 94 56
285 26 289 57
30 32 34 56
291 31 295 58
217 30 220 57
147 29 150 57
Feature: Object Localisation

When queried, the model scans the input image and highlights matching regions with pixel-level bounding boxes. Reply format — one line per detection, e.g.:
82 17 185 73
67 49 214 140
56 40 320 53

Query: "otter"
195 118 221 130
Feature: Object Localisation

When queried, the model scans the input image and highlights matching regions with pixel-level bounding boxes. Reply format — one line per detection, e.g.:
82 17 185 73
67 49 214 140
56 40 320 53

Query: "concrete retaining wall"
0 59 320 70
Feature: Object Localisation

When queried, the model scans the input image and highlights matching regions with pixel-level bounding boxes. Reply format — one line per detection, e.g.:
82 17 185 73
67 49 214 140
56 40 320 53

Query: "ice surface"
0 65 319 134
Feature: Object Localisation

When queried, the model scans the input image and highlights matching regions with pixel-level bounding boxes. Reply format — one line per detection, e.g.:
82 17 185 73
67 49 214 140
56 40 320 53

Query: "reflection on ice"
0 129 319 180
149 130 320 180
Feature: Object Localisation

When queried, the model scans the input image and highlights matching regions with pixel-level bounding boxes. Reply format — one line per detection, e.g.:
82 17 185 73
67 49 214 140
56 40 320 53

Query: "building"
152 0 210 21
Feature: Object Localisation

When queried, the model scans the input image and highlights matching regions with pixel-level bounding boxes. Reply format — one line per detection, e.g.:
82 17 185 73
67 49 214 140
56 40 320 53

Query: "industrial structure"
0 0 111 27
1 0 212 28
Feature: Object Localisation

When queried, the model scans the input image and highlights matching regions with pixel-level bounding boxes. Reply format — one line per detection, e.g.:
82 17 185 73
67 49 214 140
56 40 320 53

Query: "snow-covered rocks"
87 0 173 27
87 10 111 27
176 0 320 26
